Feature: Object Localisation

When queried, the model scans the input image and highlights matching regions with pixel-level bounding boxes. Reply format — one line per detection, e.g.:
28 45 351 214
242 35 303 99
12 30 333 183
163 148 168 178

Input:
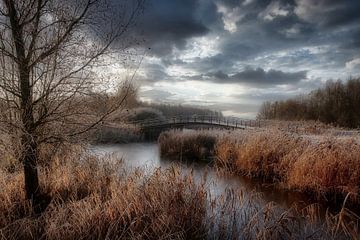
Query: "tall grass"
158 130 217 161
158 129 360 239
0 152 207 239
215 129 360 202
1 139 359 239
159 129 360 203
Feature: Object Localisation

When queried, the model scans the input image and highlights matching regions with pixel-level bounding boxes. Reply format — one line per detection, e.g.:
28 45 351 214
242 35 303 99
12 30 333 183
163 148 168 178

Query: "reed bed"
158 130 217 161
1 140 359 239
215 130 360 202
0 152 207 239
159 129 360 203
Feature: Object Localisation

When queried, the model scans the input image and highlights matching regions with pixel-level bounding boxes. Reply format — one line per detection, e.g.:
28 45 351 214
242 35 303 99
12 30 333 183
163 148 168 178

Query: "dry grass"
0 152 207 239
215 129 360 202
215 129 308 182
286 138 360 198
1 138 359 239
158 130 217 161
158 128 360 239
159 128 360 202
260 120 333 135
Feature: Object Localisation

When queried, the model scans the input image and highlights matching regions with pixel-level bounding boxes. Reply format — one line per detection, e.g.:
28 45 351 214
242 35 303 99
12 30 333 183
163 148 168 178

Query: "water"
89 143 358 238
90 143 316 209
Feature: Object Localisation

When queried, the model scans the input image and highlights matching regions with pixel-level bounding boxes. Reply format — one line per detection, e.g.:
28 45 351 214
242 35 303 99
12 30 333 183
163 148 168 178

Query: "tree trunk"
22 136 40 200
19 66 40 200
4 0 41 201
19 67 40 200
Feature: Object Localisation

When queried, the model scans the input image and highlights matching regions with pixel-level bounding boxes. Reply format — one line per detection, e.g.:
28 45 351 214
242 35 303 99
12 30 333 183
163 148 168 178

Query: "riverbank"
1 144 358 239
158 129 360 205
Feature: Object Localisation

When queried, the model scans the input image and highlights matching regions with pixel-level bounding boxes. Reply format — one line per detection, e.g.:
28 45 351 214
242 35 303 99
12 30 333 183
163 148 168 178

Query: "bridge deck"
130 115 260 130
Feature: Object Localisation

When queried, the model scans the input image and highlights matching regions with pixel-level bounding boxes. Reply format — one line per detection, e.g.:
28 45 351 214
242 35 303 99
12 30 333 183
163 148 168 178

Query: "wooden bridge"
130 115 261 131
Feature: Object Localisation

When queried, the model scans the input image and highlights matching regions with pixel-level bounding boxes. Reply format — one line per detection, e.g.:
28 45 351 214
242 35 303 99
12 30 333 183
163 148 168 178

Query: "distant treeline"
258 78 360 128
140 102 223 118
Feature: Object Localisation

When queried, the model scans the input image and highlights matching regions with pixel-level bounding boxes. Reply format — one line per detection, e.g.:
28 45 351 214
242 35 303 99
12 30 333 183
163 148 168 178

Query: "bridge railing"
129 115 261 129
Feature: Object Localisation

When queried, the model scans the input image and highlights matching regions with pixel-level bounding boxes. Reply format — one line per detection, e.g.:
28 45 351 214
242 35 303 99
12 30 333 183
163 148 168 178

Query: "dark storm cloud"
97 0 360 116
132 0 209 56
340 28 360 50
105 0 360 63
60 0 360 117
207 67 307 86
77 0 209 56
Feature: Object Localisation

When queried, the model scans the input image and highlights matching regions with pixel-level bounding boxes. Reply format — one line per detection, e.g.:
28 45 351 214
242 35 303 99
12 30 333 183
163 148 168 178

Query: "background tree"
0 0 144 202
257 78 360 128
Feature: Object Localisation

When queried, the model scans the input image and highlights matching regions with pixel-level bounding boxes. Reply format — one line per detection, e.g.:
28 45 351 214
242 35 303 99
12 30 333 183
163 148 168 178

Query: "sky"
113 0 360 118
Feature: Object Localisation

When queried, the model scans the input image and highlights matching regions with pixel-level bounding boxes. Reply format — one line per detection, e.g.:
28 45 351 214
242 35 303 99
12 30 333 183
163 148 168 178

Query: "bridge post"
236 121 237 128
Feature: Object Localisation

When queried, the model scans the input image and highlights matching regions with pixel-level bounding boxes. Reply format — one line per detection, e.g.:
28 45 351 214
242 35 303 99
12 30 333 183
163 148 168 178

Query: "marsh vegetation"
1 140 359 240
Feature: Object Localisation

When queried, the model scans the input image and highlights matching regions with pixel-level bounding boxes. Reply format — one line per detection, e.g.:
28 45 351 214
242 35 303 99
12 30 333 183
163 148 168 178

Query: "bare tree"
0 0 144 203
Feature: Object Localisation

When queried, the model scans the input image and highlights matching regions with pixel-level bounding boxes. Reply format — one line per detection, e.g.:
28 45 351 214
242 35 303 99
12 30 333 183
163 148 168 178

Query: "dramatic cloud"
103 0 360 117
294 0 360 27
134 0 209 56
207 67 307 86
258 1 291 21
346 58 360 70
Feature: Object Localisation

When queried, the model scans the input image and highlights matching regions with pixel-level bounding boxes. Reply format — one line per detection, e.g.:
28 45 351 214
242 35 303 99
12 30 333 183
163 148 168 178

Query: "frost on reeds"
159 128 360 202
215 129 360 202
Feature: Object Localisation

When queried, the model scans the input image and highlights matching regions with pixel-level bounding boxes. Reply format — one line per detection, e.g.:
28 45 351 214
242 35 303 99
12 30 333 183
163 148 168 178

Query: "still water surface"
90 142 316 210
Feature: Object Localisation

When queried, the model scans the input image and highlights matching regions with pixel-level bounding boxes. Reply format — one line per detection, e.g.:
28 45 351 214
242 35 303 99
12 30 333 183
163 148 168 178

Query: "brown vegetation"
159 129 360 204
1 142 359 239
0 151 208 239
258 78 360 128
0 0 144 202
158 130 217 161
215 129 360 202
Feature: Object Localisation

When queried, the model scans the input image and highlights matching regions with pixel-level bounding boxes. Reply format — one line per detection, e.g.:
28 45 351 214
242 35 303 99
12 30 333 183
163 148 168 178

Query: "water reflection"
89 142 321 212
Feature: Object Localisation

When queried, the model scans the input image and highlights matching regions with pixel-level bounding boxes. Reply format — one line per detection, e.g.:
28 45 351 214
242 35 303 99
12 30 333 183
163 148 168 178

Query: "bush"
158 130 217 161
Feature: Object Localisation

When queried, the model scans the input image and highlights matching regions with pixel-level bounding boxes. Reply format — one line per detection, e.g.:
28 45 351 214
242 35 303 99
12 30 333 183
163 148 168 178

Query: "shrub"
158 130 217 161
